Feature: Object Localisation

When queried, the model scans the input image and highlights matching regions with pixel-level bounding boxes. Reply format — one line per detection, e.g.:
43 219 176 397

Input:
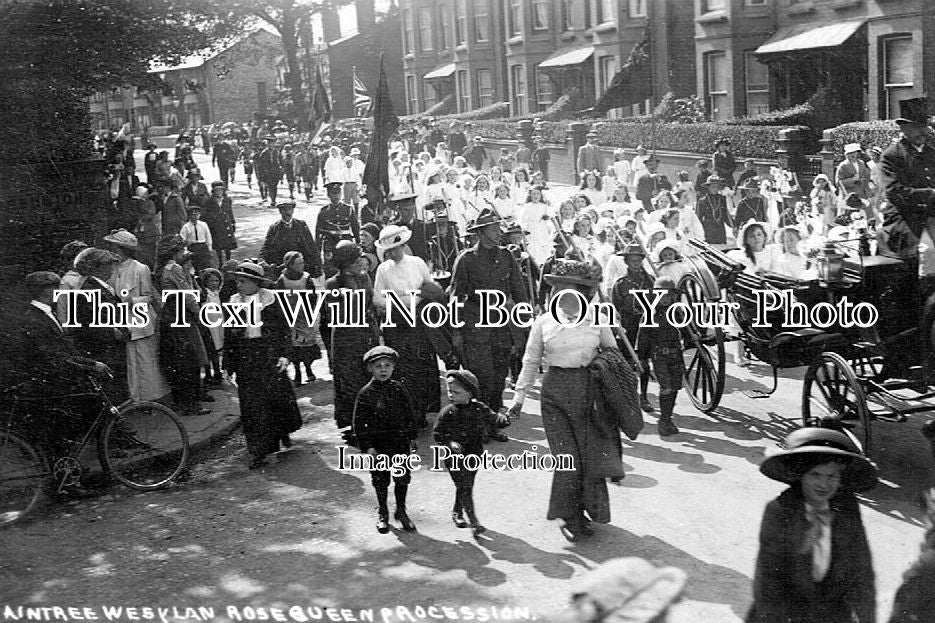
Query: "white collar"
31 300 53 315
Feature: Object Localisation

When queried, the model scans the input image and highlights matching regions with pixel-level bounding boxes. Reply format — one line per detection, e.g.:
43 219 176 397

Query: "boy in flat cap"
353 346 419 534
433 369 510 535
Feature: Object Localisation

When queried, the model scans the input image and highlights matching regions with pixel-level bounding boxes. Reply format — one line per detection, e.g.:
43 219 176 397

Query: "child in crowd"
497 148 514 172
200 268 224 385
602 165 619 197
353 346 419 534
644 276 685 436
275 251 326 385
433 369 509 536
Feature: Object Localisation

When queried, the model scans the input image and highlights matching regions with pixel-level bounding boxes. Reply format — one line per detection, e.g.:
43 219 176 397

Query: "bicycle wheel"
99 402 190 490
0 430 50 526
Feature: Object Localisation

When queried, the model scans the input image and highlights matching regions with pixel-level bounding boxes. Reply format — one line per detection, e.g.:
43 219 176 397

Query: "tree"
0 0 244 163
223 0 351 127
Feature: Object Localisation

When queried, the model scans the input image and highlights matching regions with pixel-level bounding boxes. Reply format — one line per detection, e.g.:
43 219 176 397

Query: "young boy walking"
353 346 419 534
644 276 685 436
433 369 509 536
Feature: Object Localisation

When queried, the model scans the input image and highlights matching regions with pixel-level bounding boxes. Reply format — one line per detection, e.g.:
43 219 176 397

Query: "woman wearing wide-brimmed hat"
157 234 209 417
508 258 625 542
103 229 170 403
695 174 734 244
712 137 737 189
224 261 302 469
748 427 877 623
373 225 441 425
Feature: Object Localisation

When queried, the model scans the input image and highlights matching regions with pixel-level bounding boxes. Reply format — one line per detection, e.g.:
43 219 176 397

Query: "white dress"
519 201 556 265
726 245 780 276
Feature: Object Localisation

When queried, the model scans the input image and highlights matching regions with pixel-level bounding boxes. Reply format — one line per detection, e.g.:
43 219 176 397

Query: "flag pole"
647 4 656 158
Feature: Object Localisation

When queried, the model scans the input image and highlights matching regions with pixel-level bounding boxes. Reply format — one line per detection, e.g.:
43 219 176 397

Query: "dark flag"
308 58 332 135
362 54 398 199
593 31 652 114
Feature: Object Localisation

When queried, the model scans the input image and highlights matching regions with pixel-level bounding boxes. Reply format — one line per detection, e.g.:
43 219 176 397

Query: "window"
418 8 432 52
532 0 549 30
457 70 470 112
703 0 726 11
424 82 438 109
746 0 767 5
629 0 647 18
536 73 554 110
507 0 522 36
406 76 419 114
439 6 450 49
598 56 616 95
595 0 614 24
476 69 494 107
455 0 466 45
883 35 914 120
403 9 414 54
511 64 527 115
745 52 769 116
561 0 574 30
475 1 490 42
706 51 729 121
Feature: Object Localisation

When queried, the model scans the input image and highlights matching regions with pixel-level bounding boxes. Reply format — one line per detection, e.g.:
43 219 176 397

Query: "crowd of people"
12 94 935 622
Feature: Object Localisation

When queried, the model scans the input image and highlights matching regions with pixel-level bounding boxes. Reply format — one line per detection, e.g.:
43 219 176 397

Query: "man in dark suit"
635 155 672 211
576 132 603 179
260 201 323 277
256 136 284 206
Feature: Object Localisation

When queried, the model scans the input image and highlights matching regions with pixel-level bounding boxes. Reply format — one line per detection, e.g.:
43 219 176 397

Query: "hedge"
826 121 902 158
444 101 511 121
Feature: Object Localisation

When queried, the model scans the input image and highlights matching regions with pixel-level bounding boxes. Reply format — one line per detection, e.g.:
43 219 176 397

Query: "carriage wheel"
802 352 872 456
678 272 726 412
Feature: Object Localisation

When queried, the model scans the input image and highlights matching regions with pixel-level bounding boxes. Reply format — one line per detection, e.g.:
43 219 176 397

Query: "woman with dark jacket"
749 427 878 623
713 137 737 189
224 260 302 469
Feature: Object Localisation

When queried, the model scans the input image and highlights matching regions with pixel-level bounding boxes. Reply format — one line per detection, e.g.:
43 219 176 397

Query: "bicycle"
0 373 190 527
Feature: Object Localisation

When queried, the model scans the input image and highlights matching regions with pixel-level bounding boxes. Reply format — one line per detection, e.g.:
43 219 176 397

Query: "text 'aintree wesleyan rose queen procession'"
3 1 935 622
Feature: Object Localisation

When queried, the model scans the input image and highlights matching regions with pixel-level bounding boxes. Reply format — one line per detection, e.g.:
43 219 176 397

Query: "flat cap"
25 271 61 287
362 345 399 365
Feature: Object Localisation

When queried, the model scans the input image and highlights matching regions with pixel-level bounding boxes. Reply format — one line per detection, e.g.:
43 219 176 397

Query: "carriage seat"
767 328 826 351
764 328 847 368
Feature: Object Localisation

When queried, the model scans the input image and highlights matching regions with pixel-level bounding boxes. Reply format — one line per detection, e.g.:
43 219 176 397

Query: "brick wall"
206 31 282 124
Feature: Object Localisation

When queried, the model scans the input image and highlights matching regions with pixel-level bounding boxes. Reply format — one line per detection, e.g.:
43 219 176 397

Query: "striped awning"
755 20 865 56
424 63 456 80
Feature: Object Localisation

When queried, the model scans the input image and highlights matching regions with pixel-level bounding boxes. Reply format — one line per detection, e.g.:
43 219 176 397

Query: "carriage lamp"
816 242 845 283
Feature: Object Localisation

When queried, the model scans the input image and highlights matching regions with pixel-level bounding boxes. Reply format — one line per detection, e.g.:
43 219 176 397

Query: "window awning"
539 46 595 69
755 20 865 56
423 63 456 80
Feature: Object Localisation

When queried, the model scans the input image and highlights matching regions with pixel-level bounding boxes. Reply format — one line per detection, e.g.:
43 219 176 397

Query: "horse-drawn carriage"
682 237 934 457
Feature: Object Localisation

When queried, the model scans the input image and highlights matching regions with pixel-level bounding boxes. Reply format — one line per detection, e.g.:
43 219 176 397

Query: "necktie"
806 506 832 582
195 224 199 241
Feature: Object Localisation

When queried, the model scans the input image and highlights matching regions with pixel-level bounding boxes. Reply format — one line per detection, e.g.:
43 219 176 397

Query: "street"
1 152 933 622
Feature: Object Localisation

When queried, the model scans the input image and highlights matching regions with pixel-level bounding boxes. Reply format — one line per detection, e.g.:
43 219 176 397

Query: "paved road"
1 152 932 622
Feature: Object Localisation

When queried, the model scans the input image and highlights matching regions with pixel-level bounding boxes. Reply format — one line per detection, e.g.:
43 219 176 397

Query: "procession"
4 1 935 622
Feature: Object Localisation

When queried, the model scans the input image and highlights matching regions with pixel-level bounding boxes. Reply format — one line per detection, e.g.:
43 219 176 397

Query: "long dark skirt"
332 327 373 429
540 367 624 523
383 324 441 416
236 342 302 458
159 312 205 407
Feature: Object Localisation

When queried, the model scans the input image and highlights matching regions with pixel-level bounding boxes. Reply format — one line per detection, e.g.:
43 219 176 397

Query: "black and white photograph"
2 0 935 621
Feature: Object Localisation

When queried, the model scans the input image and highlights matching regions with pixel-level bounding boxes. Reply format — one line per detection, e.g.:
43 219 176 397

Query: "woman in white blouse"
373 225 440 423
508 259 624 541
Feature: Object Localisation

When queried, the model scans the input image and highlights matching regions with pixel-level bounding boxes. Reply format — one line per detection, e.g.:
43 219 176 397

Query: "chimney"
357 0 375 30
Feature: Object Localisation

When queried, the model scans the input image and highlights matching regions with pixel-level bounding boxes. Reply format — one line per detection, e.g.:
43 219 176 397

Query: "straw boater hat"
844 143 863 156
375 224 412 250
759 427 878 493
103 228 138 250
543 259 602 287
229 261 274 287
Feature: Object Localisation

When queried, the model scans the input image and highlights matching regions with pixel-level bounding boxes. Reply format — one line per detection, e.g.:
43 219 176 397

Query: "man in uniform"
281 143 297 200
260 201 322 278
316 181 360 261
450 208 528 440
256 136 284 206
879 97 935 373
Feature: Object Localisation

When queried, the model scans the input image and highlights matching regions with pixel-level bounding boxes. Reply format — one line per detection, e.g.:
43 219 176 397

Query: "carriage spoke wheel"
678 272 726 412
0 431 50 527
802 352 872 456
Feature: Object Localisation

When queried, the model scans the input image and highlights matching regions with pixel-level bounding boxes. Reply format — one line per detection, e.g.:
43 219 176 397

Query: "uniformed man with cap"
255 136 284 205
281 142 297 200
317 181 360 261
610 241 655 413
450 209 528 439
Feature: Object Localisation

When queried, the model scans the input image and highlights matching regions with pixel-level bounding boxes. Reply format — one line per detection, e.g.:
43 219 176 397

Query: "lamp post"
172 96 183 132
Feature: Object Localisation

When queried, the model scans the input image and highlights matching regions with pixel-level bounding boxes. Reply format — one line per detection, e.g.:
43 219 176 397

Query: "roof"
539 46 595 69
424 63 456 79
755 20 865 56
148 25 280 73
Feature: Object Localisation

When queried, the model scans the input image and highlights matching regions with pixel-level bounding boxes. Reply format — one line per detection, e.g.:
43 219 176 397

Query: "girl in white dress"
580 170 608 207
492 183 516 221
773 226 815 280
512 168 531 208
726 221 779 365
557 200 578 235
518 186 555 265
